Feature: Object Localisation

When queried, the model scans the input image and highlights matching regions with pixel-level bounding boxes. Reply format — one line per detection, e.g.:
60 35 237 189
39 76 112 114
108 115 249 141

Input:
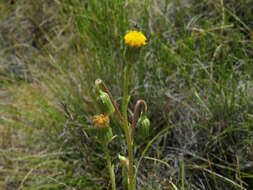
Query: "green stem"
104 146 116 190
122 66 135 190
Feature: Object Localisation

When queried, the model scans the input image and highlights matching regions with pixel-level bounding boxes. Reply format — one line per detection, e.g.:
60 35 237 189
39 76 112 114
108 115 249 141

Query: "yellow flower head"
124 30 147 48
92 114 109 128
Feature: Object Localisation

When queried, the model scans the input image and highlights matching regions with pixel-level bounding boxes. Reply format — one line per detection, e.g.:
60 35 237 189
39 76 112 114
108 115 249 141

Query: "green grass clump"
1 0 253 189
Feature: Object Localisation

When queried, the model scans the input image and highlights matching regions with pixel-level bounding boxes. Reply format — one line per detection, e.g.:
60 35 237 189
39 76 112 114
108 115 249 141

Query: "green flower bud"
118 155 129 169
118 154 129 189
98 90 115 116
136 114 150 139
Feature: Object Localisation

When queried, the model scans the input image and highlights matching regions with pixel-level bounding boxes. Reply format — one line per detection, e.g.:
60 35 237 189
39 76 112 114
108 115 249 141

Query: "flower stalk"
122 65 135 190
92 114 116 190
90 30 148 190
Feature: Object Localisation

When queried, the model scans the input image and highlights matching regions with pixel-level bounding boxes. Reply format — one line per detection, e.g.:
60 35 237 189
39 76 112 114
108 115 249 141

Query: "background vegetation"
0 0 253 189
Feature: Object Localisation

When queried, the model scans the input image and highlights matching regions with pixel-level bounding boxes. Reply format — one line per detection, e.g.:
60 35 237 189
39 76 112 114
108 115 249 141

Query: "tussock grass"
0 0 253 189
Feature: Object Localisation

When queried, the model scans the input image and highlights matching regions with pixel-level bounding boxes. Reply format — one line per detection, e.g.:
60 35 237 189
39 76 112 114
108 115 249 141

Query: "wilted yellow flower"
92 114 109 128
124 30 147 48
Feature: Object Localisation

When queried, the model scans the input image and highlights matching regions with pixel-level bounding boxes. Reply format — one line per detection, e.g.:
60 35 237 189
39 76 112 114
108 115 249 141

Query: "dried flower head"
92 114 109 128
124 30 147 48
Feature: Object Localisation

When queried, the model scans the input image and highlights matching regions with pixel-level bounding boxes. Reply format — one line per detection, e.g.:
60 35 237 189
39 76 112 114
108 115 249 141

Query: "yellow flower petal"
124 30 147 48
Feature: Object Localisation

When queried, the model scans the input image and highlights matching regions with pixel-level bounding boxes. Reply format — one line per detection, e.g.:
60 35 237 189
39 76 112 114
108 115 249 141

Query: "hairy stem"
122 65 135 190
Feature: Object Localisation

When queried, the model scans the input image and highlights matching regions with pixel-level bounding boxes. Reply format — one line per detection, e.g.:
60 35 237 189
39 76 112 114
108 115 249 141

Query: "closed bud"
98 90 115 116
118 155 129 189
118 155 129 170
136 114 150 139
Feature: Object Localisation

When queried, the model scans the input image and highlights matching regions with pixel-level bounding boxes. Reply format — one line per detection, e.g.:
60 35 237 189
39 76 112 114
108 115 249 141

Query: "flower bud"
136 114 150 139
98 90 115 116
118 155 129 189
118 155 129 170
